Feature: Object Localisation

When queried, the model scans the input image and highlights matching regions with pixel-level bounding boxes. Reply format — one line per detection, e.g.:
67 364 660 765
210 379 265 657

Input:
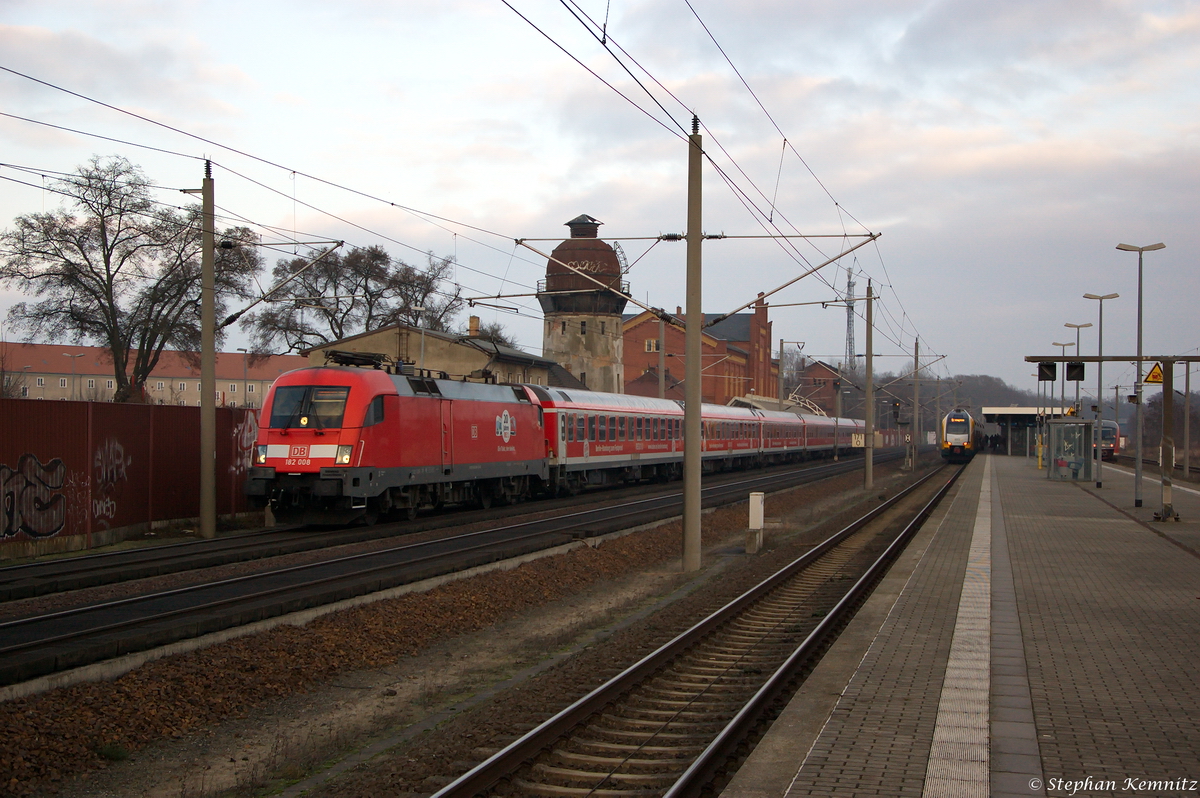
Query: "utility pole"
1160 360 1177 521
682 116 703 572
184 161 217 540
912 339 920 469
658 318 666 399
864 280 874 490
778 338 785 410
935 376 942 450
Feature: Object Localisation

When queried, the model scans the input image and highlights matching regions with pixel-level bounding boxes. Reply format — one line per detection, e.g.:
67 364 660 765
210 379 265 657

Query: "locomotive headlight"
336 445 353 464
256 445 268 464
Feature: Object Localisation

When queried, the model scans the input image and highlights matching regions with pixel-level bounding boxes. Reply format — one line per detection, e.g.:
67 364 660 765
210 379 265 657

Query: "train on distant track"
245 356 882 525
940 408 983 463
1097 419 1120 461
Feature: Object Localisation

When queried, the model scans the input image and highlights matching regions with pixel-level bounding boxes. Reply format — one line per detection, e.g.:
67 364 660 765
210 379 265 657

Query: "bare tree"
0 156 263 402
242 247 463 353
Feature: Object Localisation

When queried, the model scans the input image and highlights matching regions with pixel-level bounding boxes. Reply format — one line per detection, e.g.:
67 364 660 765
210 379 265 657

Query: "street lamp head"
1116 242 1166 252
1083 293 1119 301
1064 322 1093 330
1052 342 1074 348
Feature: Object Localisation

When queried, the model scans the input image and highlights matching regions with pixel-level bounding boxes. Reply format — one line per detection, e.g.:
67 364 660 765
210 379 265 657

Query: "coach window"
618 416 626 441
598 415 607 441
609 416 617 440
588 414 596 441
566 414 574 442
577 414 586 441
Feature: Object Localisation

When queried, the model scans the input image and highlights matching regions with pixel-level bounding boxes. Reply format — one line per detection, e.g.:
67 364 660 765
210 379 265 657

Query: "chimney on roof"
468 316 480 337
566 214 602 238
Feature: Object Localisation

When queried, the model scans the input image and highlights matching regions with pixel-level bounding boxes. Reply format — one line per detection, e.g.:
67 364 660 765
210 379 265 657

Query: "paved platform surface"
722 454 1200 798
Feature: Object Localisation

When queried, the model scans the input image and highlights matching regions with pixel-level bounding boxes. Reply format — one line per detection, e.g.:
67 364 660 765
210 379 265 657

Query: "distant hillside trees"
0 156 262 402
241 247 463 354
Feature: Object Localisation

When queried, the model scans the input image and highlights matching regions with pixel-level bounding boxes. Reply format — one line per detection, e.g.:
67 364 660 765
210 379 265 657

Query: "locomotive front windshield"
945 418 970 435
269 386 351 429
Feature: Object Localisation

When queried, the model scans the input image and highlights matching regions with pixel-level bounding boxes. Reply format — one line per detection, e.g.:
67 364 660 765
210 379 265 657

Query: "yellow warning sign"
1145 362 1164 384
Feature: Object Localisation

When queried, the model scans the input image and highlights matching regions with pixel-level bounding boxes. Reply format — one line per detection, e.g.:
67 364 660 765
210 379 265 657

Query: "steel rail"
429 463 954 798
0 453 898 682
663 463 964 797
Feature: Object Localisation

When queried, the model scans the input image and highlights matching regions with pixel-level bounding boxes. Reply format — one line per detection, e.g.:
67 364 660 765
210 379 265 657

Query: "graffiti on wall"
93 438 132 529
1 454 67 539
229 412 260 478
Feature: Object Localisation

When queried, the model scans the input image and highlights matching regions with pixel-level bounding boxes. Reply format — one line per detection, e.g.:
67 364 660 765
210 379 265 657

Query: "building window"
37 377 44 387
229 400 237 408
179 382 186 391
561 321 567 335
600 321 606 335
107 380 114 389
247 384 255 393
59 377 67 388
196 383 201 392
580 372 586 386
178 400 187 406
156 381 165 390
229 383 237 393
644 339 660 352
88 379 95 389
580 320 587 335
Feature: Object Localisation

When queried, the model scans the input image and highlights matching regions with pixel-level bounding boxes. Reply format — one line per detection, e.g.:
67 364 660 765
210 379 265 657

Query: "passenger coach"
247 359 867 525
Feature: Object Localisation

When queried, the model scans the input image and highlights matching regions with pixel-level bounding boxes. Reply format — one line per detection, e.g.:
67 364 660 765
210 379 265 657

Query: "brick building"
622 294 778 404
0 341 306 406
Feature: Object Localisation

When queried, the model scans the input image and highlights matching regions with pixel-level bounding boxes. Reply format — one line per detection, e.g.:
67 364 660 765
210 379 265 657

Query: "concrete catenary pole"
658 318 666 399
864 280 874 490
682 116 703 572
1161 361 1176 520
912 339 920 469
200 161 216 539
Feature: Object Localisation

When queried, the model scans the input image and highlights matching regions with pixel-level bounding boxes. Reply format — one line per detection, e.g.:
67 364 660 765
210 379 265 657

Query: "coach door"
440 400 454 474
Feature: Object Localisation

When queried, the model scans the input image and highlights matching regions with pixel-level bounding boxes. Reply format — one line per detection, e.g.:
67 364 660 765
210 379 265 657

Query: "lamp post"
1084 293 1118 488
1052 341 1074 417
1116 242 1165 508
62 353 84 400
412 307 426 374
1063 322 1091 413
237 348 248 408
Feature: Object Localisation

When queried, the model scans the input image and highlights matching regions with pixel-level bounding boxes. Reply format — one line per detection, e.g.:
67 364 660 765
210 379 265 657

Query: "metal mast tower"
844 265 856 373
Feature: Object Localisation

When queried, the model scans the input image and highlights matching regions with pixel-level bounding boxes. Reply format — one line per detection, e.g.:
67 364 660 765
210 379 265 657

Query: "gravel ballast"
2 459 922 797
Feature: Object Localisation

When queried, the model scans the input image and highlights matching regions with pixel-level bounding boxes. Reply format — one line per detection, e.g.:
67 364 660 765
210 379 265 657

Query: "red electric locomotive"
247 356 869 525
246 361 548 524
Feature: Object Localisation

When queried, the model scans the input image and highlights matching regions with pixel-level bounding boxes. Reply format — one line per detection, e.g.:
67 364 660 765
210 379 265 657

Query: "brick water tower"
538 215 629 392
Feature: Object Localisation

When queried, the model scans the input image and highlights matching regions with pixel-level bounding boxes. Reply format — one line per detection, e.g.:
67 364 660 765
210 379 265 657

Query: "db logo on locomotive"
495 410 517 443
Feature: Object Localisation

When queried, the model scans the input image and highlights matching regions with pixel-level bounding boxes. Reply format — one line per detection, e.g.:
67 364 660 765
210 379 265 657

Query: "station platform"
721 454 1200 798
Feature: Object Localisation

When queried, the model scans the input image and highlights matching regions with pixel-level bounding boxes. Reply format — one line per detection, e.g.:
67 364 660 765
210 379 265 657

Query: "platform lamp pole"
1084 293 1118 488
1052 341 1074 419
1116 242 1164 507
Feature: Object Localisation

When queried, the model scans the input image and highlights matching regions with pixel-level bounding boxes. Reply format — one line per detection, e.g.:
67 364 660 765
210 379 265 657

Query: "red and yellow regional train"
246 360 875 525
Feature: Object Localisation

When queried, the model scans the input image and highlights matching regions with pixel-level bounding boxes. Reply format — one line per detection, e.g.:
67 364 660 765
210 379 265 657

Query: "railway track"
0 453 896 603
0 452 902 689
431 463 963 798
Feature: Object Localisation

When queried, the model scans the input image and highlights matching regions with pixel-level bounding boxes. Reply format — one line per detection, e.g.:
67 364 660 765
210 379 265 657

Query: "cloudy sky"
1 0 1197 401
